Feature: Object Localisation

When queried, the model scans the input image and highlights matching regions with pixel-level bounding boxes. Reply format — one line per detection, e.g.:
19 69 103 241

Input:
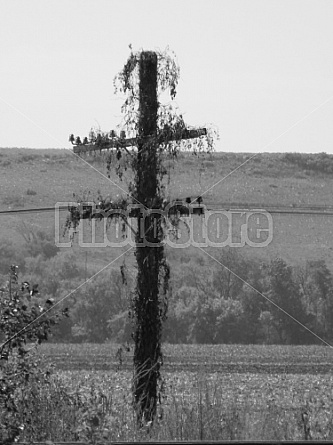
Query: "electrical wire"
0 206 68 215
1 204 333 216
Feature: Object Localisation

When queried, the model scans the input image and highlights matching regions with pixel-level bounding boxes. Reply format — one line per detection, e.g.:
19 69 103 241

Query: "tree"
72 269 131 342
212 248 249 300
214 298 244 343
20 252 82 342
23 251 81 301
238 261 267 344
164 255 247 344
267 258 309 344
298 260 333 342
258 310 276 344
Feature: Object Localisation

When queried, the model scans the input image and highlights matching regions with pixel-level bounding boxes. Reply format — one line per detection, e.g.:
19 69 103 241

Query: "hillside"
1 147 333 271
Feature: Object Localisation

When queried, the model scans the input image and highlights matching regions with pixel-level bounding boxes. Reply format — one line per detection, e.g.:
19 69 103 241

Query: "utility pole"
71 50 208 424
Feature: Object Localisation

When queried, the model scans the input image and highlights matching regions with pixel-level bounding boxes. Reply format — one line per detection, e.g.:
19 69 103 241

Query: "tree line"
1 228 332 345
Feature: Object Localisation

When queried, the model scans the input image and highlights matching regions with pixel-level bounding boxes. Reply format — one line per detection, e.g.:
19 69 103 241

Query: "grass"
9 343 333 442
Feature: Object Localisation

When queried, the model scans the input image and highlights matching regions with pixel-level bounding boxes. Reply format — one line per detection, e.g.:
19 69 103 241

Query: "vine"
69 47 217 188
67 48 216 425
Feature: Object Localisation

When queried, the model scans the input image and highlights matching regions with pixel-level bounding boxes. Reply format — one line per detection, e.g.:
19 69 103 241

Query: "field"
2 148 333 272
40 343 333 374
20 343 333 441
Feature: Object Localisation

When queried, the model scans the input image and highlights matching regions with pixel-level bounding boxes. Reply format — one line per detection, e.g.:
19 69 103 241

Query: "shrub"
0 265 69 443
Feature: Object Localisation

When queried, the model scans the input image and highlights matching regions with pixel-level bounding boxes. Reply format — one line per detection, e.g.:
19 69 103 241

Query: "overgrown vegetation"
67 48 215 424
3 361 333 442
0 265 68 443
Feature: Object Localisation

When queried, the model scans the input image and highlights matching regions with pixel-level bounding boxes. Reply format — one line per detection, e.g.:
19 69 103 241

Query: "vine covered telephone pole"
69 48 215 425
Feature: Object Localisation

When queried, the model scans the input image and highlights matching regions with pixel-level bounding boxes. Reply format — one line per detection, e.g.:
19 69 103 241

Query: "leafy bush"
0 265 69 443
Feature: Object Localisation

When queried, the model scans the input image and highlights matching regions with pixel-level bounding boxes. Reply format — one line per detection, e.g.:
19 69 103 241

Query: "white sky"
1 0 333 153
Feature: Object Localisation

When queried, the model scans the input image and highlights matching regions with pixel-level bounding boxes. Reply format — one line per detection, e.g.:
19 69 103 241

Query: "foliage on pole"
67 47 216 424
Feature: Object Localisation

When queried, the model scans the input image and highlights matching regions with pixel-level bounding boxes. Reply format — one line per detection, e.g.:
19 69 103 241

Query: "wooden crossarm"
72 128 207 154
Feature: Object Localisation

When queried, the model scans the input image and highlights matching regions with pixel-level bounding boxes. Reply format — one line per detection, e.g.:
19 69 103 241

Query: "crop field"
24 343 333 441
40 343 333 373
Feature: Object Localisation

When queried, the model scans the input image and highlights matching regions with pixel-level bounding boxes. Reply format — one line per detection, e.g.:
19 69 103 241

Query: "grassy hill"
1 147 333 271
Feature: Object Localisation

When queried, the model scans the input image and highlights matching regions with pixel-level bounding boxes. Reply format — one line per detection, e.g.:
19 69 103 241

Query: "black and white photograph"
0 0 333 442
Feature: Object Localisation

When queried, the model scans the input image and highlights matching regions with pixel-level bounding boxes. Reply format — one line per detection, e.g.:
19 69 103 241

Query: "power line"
1 203 333 216
206 203 333 216
0 206 68 215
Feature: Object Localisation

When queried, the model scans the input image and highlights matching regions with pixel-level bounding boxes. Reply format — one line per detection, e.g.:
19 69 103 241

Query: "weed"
14 369 332 442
